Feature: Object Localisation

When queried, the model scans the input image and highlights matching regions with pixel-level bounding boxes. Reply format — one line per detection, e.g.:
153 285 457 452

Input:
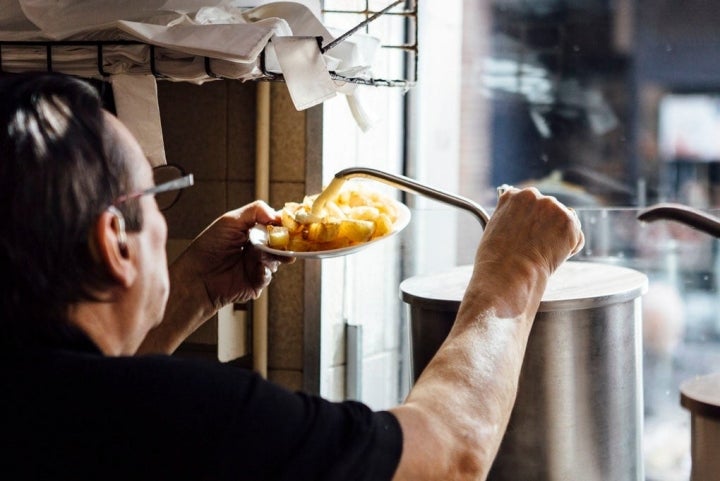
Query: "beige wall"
156 79 322 393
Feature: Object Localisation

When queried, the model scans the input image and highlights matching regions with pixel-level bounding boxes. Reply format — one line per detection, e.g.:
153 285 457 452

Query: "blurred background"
381 2 720 479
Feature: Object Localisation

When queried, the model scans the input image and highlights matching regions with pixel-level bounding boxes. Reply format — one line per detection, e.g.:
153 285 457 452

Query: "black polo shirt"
0 338 402 480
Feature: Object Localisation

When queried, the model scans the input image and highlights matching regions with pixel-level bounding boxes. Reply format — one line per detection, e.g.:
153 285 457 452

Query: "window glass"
408 1 720 479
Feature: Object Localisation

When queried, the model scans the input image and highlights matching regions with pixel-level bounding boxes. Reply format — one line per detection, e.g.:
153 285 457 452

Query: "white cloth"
0 0 381 123
111 74 167 167
271 36 337 110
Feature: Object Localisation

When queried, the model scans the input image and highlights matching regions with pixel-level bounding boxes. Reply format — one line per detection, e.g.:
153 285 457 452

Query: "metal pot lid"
400 260 648 313
681 372 720 419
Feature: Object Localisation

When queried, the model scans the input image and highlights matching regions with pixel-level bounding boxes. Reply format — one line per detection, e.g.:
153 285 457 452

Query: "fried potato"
281 204 302 232
339 219 375 243
267 181 400 252
374 213 394 237
307 220 341 243
348 206 380 222
266 225 290 249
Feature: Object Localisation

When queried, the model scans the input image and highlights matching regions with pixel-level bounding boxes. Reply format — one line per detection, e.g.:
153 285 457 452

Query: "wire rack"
0 0 418 88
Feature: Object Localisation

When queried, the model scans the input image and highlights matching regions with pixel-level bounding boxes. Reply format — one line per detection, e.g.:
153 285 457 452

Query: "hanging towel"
271 36 338 110
111 74 167 166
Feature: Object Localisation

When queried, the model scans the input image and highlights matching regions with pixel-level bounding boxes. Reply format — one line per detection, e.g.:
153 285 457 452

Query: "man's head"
0 72 167 349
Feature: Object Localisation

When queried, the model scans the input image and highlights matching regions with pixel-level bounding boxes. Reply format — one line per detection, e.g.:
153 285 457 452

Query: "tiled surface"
159 81 319 388
186 316 219 345
156 78 386 398
352 240 402 355
157 81 228 181
227 181 256 210
268 369 303 392
267 261 305 371
227 81 257 182
269 181 305 210
270 83 306 182
318 91 405 407
321 256 347 368
164 179 226 239
361 351 400 410
322 364 346 402
265 158 308 372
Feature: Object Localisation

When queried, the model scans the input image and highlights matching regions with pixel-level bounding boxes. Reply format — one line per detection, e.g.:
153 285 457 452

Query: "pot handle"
637 202 720 238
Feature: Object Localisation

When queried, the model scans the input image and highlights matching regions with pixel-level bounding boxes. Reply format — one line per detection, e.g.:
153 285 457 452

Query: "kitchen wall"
319 90 407 408
155 79 323 392
154 77 409 408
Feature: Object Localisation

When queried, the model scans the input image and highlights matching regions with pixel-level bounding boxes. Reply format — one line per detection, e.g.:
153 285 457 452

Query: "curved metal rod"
637 202 720 238
334 167 490 228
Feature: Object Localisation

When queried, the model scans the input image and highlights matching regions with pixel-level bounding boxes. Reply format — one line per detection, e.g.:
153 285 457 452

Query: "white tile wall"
320 85 405 409
362 351 400 411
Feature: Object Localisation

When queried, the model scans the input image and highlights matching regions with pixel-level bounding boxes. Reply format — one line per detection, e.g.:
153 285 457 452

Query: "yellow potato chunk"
348 206 380 222
281 203 302 232
339 219 375 243
318 237 353 251
270 180 400 252
267 225 290 249
306 220 340 243
288 236 314 252
374 213 394 237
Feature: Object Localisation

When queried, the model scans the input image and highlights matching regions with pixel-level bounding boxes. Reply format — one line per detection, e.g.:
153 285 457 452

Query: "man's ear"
94 208 136 288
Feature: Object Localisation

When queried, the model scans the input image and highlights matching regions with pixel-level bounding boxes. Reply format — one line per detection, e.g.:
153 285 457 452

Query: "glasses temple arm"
144 174 194 196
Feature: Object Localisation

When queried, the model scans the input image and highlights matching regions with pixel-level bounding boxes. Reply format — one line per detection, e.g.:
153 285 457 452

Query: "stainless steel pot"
400 261 648 481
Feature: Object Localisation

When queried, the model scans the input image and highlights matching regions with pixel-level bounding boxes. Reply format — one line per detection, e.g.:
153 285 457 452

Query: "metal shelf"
0 0 417 88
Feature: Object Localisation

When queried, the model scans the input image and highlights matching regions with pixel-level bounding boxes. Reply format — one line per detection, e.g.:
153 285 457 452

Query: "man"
0 72 583 480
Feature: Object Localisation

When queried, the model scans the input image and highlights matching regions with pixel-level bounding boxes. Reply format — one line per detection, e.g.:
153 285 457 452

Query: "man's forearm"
390 257 549 481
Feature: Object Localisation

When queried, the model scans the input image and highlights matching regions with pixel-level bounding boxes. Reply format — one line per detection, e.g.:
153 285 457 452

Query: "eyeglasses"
113 164 194 212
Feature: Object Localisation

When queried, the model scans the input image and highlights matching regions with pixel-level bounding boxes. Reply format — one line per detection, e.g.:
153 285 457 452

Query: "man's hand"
176 200 295 311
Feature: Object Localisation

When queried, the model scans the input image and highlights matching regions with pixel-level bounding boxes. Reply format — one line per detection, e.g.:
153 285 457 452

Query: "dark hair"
0 72 140 347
